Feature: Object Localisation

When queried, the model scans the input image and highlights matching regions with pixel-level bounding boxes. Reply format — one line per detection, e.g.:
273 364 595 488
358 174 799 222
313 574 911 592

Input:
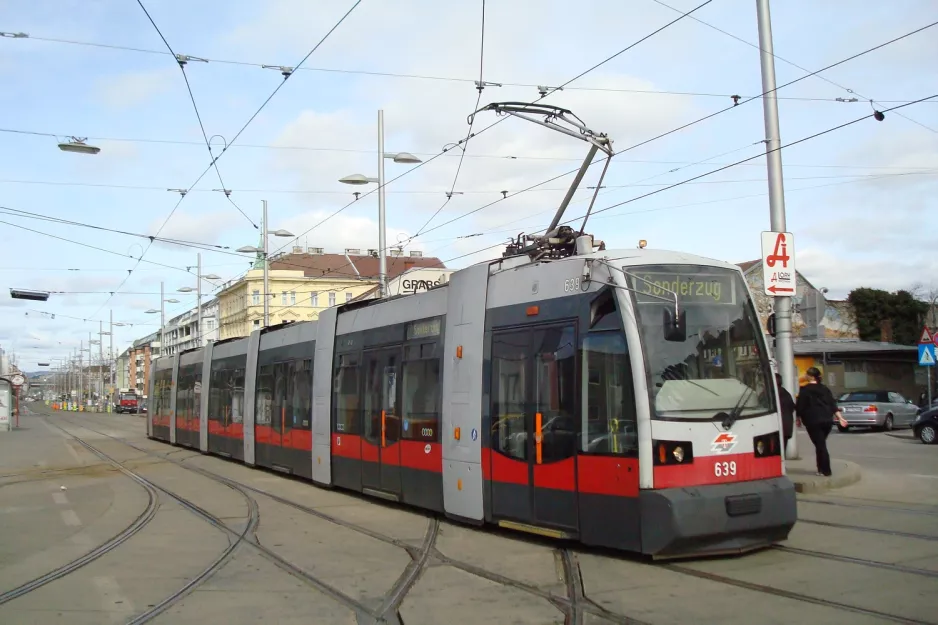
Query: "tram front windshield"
627 264 774 421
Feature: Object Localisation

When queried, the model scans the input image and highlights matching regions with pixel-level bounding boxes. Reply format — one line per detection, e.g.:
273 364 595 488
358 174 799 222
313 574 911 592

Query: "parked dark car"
912 407 938 445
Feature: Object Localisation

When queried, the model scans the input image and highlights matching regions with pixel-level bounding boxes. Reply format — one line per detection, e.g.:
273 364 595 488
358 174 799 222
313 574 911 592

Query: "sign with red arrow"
761 231 796 297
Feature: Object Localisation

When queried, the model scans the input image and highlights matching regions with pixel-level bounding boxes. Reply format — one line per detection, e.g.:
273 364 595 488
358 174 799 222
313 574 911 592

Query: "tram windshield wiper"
716 384 755 430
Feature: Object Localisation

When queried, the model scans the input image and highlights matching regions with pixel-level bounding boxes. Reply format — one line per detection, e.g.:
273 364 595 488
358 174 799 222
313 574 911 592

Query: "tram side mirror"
662 307 687 342
767 313 776 337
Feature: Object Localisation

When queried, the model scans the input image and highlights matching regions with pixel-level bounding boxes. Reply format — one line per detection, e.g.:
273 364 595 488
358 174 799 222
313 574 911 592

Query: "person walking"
776 373 795 444
795 367 847 476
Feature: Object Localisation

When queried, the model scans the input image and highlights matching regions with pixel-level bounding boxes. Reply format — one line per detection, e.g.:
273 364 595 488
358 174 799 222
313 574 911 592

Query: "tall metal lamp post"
339 110 422 298
237 200 294 328
177 253 222 346
145 282 179 358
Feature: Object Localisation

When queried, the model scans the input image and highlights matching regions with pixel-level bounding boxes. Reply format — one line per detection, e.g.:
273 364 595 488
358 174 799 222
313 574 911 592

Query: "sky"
1 0 936 370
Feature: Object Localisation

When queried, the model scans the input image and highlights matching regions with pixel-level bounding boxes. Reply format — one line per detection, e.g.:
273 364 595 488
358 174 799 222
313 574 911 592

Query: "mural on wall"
741 263 859 339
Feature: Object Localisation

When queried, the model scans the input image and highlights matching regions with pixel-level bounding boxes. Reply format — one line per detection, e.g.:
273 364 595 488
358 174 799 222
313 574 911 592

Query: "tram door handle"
534 412 543 465
381 410 386 448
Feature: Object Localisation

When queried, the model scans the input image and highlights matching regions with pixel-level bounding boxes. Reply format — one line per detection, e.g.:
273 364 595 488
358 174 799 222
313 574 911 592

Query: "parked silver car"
836 390 920 432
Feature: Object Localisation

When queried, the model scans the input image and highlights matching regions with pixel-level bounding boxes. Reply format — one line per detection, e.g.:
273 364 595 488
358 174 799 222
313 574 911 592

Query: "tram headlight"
653 440 694 465
672 446 685 462
753 432 781 457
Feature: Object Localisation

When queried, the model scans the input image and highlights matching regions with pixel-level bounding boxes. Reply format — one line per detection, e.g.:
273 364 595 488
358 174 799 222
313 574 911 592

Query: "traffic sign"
919 344 936 367
919 326 934 345
761 231 796 297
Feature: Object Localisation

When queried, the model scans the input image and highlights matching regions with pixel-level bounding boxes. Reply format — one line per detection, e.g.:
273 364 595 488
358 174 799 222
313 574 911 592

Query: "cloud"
96 68 176 109
798 247 938 299
145 209 240 247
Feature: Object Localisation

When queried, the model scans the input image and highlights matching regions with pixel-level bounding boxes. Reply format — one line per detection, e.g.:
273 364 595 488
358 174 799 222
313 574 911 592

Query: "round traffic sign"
10 373 25 386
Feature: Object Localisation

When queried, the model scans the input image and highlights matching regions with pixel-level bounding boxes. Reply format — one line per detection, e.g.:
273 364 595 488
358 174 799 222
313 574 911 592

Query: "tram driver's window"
402 344 441 442
581 332 638 456
334 354 360 435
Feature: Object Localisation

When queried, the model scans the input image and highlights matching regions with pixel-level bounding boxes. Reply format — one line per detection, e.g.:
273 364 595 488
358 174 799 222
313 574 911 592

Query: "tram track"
40 417 262 623
799 497 938 517
49 414 447 624
57 412 647 624
663 563 934 625
797 518 938 542
62 410 938 625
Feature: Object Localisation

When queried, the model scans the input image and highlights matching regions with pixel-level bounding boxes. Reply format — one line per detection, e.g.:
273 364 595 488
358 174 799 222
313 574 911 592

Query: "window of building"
345 292 352 303
252 290 260 305
329 292 336 307
290 291 296 305
312 292 319 307
253 320 260 328
281 291 288 306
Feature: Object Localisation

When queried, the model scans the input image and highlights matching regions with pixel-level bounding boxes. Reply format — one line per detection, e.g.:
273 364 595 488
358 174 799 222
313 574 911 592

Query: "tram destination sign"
630 272 736 306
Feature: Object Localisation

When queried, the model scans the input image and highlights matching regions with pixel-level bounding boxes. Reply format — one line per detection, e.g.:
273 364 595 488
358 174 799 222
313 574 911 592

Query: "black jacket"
795 382 839 426
778 385 795 440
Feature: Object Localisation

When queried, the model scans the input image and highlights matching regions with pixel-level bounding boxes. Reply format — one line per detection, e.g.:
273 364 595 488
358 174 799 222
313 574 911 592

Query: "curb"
791 459 861 494
885 431 915 440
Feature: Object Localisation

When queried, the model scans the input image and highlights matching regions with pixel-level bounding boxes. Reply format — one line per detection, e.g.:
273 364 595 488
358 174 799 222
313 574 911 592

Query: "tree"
847 287 928 345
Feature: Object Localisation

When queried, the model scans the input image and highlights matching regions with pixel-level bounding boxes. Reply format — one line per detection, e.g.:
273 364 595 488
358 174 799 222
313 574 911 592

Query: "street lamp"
177 254 223 347
339 110 422 298
236 200 294 328
146 283 179 357
57 137 101 155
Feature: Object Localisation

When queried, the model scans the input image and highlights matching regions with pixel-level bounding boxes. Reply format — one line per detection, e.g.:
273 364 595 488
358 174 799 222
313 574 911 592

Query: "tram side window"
402 344 440 442
293 359 312 430
255 365 273 425
209 370 224 422
272 361 295 432
534 326 577 463
193 368 202 422
334 354 360 434
581 332 637 456
232 367 245 424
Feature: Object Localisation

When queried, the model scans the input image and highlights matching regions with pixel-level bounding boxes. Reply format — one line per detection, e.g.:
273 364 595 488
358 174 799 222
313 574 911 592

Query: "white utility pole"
262 201 270 328
377 110 388 298
197 252 202 345
756 0 797 459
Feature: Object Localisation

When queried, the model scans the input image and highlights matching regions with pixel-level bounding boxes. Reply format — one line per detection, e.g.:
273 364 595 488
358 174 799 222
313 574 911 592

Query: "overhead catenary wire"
649 0 938 134
134 0 257 229
402 18 938 242
413 0 487 237
83 0 363 324
3 29 931 105
269 0 717 263
3 126 934 170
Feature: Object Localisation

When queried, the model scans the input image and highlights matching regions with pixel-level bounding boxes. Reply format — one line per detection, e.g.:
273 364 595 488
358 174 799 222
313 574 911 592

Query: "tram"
147 103 797 558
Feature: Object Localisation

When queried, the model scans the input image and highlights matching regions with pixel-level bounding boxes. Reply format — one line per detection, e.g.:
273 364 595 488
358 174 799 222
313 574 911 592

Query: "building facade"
129 332 157 396
115 347 132 391
215 249 445 339
162 299 220 356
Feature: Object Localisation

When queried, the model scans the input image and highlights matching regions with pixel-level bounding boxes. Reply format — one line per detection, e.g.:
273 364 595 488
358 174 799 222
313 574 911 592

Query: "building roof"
793 339 917 355
737 259 761 273
269 252 445 280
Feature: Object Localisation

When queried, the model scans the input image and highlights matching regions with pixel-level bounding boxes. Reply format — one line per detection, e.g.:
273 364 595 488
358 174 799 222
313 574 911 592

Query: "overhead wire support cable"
414 0 488 237
273 0 716 258
409 17 938 241
134 0 257 229
85 0 362 324
649 0 938 134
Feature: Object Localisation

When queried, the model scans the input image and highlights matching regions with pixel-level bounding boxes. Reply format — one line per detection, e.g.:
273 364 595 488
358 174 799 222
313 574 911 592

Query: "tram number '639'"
564 277 581 292
714 461 737 477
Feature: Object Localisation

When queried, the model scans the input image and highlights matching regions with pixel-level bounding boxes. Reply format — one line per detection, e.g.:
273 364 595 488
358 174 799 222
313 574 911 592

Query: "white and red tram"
148 241 796 558
148 102 796 557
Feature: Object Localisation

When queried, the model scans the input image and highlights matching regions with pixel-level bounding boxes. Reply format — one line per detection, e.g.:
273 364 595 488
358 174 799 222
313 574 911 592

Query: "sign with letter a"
760 231 796 297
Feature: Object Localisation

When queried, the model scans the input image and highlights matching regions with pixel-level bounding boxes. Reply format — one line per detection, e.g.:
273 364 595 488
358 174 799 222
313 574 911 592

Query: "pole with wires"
756 0 798 460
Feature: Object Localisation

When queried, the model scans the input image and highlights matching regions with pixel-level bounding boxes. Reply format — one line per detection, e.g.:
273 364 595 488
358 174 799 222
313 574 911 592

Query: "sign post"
761 230 797 459
920 327 935 407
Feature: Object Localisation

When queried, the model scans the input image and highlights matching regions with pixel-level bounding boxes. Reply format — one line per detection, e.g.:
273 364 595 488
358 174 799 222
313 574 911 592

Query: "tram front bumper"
639 476 797 559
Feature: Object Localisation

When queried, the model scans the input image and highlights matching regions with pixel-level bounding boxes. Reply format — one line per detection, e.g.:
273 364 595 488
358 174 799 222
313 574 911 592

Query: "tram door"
490 325 578 530
361 347 402 496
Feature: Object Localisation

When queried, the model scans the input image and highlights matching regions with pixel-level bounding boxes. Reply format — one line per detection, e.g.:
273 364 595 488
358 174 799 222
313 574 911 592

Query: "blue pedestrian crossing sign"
919 343 936 367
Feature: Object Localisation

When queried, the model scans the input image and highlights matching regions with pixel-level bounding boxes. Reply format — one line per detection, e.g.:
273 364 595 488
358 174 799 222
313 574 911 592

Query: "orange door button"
454 427 461 441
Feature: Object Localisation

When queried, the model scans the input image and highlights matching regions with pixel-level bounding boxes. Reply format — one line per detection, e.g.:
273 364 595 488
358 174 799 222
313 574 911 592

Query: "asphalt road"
0 405 935 625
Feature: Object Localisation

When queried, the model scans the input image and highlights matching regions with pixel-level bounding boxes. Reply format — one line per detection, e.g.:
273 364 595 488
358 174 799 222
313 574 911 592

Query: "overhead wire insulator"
537 85 563 97
263 65 294 78
475 80 502 92
175 53 208 67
